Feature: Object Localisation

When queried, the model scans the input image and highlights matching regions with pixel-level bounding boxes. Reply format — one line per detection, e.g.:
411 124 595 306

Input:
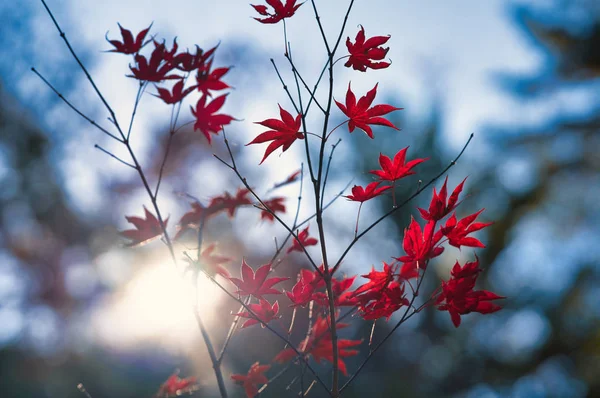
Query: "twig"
94 144 135 169
31 68 122 142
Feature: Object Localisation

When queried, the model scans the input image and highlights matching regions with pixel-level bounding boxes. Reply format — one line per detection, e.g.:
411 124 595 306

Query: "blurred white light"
93 258 222 352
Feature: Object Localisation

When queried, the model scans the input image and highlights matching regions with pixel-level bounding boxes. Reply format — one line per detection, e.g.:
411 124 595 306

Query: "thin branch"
126 82 147 141
285 54 326 114
220 130 323 275
270 58 300 115
94 144 135 169
31 68 122 142
320 138 342 210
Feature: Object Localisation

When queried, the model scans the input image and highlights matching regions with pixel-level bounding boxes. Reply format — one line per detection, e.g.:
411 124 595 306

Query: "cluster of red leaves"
112 7 505 397
275 314 362 376
251 0 303 24
107 24 234 143
435 256 504 327
231 362 271 397
155 373 198 397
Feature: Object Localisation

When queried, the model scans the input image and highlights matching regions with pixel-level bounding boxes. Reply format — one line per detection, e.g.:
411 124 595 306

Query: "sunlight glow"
93 255 222 352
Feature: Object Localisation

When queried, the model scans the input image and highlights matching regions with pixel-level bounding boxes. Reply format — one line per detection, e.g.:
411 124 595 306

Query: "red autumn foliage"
231 362 271 397
156 373 198 397
247 105 304 164
251 0 303 24
344 181 391 202
345 25 391 72
119 206 166 247
259 197 287 222
274 314 361 376
287 225 318 253
191 93 235 143
335 83 402 139
234 299 281 328
436 257 504 327
418 176 467 221
370 147 428 182
106 23 152 54
227 260 289 299
441 210 493 249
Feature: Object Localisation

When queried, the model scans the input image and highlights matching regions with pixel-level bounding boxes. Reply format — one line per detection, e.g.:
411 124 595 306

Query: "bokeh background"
1 0 599 397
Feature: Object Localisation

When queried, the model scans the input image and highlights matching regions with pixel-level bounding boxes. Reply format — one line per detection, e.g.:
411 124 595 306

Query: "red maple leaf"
285 278 314 307
128 42 180 82
345 181 391 202
369 147 428 182
156 372 197 397
441 210 493 249
191 93 235 144
173 44 217 72
247 105 304 164
119 206 167 247
196 59 231 96
274 314 361 376
231 362 271 398
106 23 152 54
395 218 444 274
251 0 303 24
345 25 391 72
228 260 289 299
418 176 467 221
234 299 280 328
258 197 286 222
359 281 409 321
287 225 318 253
271 169 301 190
199 244 231 278
335 83 402 139
436 256 504 327
153 79 195 104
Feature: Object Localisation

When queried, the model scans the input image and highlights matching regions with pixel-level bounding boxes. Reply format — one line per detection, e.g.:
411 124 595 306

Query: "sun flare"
93 254 222 351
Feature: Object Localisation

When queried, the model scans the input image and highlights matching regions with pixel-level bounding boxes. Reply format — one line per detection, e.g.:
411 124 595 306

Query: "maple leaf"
173 44 217 72
196 59 231 96
106 23 152 54
418 176 467 221
153 79 195 104
395 218 444 275
119 206 167 247
191 93 235 144
258 197 286 222
345 181 391 202
370 147 428 182
287 225 318 253
275 314 361 376
345 25 391 72
247 105 304 164
359 281 409 321
436 257 504 327
335 83 402 139
231 362 271 398
227 260 289 299
234 299 280 328
198 244 231 278
251 0 304 24
271 169 301 190
128 42 180 82
313 276 358 307
285 278 314 307
441 210 493 249
156 373 197 397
